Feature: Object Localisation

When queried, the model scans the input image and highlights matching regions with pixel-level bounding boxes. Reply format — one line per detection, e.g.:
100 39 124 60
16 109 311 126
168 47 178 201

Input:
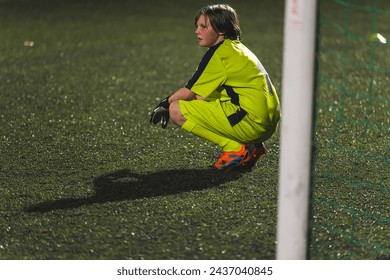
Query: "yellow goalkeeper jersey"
185 39 280 128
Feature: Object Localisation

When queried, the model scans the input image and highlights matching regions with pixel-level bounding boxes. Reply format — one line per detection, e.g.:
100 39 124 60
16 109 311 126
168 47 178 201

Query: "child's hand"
150 96 170 129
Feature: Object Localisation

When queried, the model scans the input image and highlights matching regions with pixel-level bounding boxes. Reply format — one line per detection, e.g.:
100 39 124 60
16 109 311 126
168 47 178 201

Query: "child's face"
195 14 224 47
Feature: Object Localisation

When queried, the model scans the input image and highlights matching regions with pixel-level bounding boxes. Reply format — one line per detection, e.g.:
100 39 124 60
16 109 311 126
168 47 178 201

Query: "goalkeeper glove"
150 96 170 129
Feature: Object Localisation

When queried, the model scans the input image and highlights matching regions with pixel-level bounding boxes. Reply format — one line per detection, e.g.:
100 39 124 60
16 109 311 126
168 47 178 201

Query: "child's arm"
150 87 198 129
168 87 196 103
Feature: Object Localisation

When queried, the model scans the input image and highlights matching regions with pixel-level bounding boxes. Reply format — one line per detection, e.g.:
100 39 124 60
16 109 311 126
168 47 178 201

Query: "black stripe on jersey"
224 85 248 126
227 108 247 127
185 41 224 89
224 85 239 105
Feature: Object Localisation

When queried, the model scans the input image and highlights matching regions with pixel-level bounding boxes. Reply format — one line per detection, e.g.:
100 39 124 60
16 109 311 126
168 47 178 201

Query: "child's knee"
169 100 186 126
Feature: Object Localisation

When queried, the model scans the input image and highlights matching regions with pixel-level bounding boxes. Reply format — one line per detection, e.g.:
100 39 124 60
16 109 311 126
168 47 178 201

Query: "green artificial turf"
1 0 388 260
0 0 283 259
310 0 390 260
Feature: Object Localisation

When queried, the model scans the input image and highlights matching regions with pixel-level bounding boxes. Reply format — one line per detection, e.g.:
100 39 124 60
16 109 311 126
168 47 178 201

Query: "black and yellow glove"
150 96 170 129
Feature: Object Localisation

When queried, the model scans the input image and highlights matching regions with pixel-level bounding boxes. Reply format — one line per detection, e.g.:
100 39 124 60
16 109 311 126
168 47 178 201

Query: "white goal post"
276 0 318 259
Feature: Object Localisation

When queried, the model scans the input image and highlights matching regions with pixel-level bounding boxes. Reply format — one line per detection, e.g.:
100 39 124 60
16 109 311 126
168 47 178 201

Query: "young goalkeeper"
150 4 281 172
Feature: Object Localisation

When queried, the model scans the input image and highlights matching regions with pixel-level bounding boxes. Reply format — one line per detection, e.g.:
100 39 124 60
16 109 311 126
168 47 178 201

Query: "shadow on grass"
26 168 243 213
